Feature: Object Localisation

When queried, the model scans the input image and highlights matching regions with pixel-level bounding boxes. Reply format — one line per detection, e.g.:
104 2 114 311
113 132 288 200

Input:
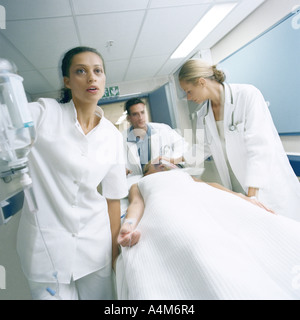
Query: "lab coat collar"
68 100 105 136
224 83 233 104
205 100 218 136
69 99 104 124
147 123 158 134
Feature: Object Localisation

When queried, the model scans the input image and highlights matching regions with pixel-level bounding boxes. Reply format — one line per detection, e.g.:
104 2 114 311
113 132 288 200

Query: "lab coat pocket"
227 122 245 139
236 122 245 133
226 122 246 150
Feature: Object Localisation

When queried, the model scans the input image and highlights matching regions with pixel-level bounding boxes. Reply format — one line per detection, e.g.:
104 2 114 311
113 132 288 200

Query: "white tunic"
17 98 128 283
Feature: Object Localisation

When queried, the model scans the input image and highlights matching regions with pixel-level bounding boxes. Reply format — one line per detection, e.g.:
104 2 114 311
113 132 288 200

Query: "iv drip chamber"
0 58 35 172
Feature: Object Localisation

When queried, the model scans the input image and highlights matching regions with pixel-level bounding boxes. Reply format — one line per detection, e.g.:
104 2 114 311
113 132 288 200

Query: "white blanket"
116 170 300 300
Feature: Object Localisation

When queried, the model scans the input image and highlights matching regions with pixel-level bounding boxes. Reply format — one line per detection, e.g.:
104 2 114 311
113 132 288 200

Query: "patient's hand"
118 221 141 247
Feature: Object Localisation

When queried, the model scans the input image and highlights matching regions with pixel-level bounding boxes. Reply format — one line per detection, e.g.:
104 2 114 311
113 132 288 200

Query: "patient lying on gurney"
118 161 274 247
116 161 300 300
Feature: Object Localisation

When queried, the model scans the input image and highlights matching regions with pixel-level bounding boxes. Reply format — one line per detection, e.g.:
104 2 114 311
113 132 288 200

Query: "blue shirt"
127 125 152 170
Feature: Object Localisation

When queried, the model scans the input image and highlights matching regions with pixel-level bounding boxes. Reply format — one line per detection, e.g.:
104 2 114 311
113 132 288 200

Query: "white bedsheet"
116 170 300 300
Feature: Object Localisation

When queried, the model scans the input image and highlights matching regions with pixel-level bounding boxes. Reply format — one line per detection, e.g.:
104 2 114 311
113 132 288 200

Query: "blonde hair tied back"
179 59 226 84
212 64 226 84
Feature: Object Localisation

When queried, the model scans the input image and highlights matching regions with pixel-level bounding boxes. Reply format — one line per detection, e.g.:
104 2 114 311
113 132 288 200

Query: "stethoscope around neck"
203 83 237 133
227 84 237 132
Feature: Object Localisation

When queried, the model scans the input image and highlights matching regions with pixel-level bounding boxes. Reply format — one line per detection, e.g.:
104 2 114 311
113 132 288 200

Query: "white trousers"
28 265 117 300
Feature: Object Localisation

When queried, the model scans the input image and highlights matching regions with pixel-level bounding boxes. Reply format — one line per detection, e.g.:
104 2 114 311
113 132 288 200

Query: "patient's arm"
118 183 144 247
192 177 275 214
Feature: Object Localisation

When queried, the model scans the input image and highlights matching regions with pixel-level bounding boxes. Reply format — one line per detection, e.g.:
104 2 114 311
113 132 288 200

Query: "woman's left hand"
239 194 276 214
249 197 276 214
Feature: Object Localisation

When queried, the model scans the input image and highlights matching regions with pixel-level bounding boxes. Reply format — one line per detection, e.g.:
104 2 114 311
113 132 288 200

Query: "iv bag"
0 59 35 170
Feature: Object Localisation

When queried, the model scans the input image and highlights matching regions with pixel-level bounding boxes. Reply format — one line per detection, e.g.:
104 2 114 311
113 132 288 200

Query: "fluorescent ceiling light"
115 112 128 125
171 2 238 59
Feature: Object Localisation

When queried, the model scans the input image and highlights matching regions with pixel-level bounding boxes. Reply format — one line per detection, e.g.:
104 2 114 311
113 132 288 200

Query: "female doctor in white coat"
179 59 300 221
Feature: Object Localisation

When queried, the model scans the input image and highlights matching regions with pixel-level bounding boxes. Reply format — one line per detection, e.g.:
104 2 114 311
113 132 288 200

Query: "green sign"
109 86 120 97
102 86 120 99
103 87 110 98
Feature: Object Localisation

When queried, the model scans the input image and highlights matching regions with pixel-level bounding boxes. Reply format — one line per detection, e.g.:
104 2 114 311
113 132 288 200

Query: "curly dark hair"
124 98 145 115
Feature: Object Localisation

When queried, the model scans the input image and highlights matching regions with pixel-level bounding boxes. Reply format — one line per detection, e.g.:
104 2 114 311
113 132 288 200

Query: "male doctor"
123 98 187 181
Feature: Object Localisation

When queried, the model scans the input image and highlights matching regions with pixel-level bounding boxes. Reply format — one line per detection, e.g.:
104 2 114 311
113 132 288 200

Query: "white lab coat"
196 83 300 221
123 122 187 177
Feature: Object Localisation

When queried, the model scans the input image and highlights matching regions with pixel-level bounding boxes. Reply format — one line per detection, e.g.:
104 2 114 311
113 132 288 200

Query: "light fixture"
171 2 238 59
105 40 115 48
115 112 128 125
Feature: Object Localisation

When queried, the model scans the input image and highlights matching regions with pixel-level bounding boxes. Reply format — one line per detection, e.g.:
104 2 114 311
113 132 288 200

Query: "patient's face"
144 162 177 176
144 164 165 176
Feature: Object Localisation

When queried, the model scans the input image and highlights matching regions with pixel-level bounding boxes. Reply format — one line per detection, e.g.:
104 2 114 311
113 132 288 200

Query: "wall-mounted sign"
102 86 120 99
109 86 120 97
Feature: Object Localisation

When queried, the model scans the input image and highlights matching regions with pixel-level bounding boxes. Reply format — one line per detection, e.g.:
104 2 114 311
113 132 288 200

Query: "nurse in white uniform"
17 47 128 300
179 59 300 221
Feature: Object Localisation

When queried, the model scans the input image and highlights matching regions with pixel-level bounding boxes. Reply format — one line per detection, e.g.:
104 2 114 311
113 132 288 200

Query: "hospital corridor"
0 0 300 301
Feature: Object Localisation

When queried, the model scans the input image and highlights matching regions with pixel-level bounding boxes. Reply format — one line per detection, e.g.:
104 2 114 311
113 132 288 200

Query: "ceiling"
0 0 265 100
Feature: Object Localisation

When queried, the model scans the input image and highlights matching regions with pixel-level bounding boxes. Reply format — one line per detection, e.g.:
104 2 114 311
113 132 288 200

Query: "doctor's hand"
248 196 276 214
118 219 141 247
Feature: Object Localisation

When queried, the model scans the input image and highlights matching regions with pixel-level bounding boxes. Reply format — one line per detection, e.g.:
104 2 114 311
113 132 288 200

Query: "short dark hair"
124 98 145 115
59 46 105 103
